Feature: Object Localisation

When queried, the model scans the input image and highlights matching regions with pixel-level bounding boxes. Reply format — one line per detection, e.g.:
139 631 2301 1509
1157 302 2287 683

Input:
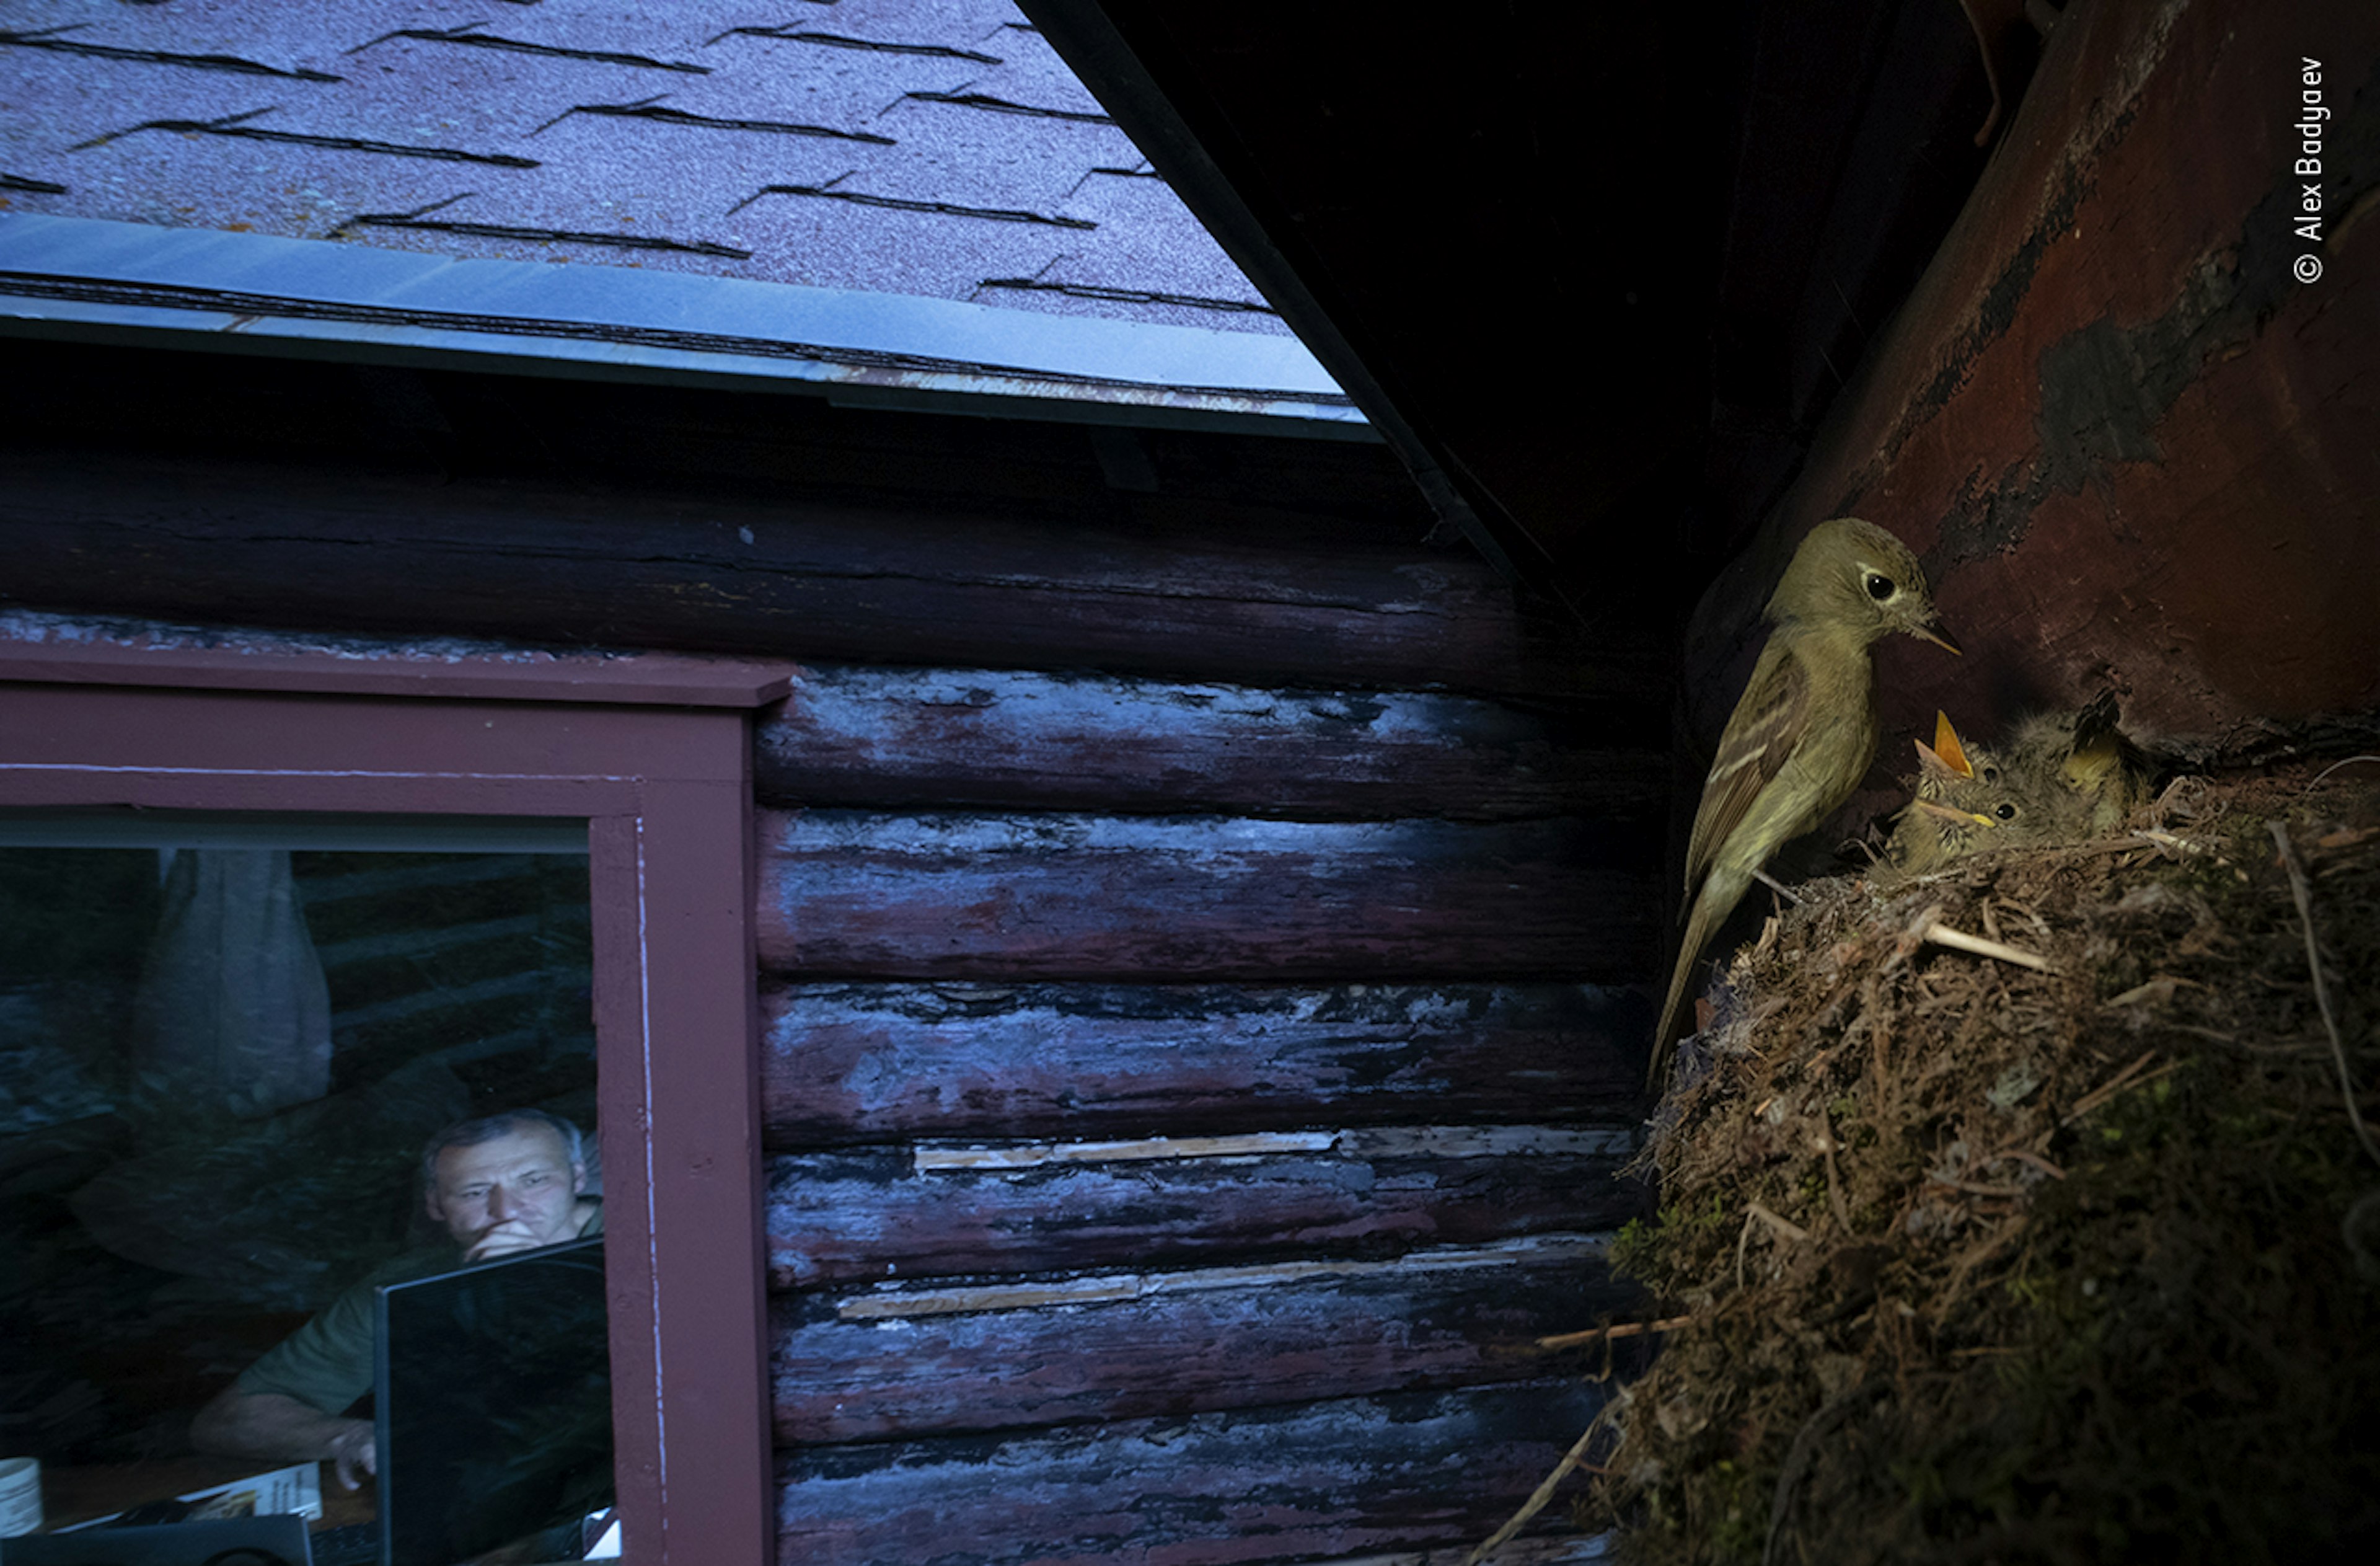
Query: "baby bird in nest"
1886 695 2153 871
2005 689 2153 833
1887 710 2040 872
1653 517 1960 1086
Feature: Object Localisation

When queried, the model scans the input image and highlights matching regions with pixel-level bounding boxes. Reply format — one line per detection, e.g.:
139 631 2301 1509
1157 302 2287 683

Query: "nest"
1541 761 2380 1564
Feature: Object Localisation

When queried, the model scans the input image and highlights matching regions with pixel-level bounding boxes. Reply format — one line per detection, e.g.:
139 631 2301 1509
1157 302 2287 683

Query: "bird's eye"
1994 803 2019 820
1981 766 1999 784
1864 572 1896 601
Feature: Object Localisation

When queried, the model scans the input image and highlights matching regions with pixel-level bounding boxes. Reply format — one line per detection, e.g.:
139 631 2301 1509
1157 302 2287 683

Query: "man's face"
425 1126 586 1252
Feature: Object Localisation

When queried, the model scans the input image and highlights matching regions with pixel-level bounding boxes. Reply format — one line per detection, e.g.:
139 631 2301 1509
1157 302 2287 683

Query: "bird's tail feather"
1649 865 1751 1090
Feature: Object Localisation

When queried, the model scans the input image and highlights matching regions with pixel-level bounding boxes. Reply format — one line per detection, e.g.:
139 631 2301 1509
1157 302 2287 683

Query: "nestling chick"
1886 710 2041 872
2004 689 2153 834
1653 517 1960 1086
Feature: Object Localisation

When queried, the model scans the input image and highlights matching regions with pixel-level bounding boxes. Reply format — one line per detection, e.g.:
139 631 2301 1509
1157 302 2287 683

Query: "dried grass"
1543 764 2380 1564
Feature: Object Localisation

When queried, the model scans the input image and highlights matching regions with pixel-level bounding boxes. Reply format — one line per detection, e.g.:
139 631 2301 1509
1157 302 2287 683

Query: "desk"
38 1458 373 1533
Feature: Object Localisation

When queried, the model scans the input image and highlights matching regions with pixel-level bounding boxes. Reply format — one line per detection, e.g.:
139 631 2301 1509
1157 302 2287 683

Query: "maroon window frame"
0 642 792 1566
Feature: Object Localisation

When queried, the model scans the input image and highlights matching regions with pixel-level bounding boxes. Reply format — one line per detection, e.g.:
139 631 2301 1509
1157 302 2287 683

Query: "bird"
1887 710 2033 872
1652 517 1960 1086
1884 696 2153 873
2003 689 2151 834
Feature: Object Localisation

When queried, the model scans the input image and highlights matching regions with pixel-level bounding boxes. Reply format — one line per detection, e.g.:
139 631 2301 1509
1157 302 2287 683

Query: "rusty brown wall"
1688 0 2380 761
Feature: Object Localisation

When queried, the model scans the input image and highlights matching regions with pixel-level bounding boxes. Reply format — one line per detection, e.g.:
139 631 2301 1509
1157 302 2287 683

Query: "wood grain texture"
771 1235 1623 1442
765 1125 1646 1287
754 664 1667 821
0 451 1657 702
752 811 1660 981
760 982 1651 1146
775 1378 1608 1565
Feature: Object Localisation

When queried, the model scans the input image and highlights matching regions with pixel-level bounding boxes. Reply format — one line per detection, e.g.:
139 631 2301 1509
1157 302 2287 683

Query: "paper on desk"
58 1461 323 1531
175 1462 324 1521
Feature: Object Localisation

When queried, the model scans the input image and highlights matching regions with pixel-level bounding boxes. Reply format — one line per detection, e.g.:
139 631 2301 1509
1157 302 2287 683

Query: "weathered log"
765 1124 1644 1287
754 663 1667 820
752 811 1660 981
760 981 1651 1146
770 1235 1624 1442
0 451 1657 702
775 1378 1606 1565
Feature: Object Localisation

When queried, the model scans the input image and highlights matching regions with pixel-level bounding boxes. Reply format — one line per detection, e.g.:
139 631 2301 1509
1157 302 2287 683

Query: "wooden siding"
755 665 1668 821
0 449 1659 705
775 1380 1608 1565
755 655 1646 1559
752 811 1657 981
773 1237 1621 1442
765 1125 1642 1286
759 982 1650 1148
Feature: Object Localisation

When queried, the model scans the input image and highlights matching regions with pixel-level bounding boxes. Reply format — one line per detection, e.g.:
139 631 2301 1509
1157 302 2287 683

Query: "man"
191 1109 602 1489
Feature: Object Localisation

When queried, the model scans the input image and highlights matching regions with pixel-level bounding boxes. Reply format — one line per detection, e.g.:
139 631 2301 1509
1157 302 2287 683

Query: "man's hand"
327 1422 377 1490
192 1386 376 1490
462 1217 551 1264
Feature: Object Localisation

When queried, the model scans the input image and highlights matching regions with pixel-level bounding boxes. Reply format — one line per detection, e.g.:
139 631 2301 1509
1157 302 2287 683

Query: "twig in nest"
2061 1048 2166 1124
1920 920 2058 972
1816 1120 1855 1234
2270 821 2380 1172
1753 867 1806 905
1465 1394 1621 1564
1536 1314 1693 1351
1764 1381 1873 1566
1750 1198 1814 1243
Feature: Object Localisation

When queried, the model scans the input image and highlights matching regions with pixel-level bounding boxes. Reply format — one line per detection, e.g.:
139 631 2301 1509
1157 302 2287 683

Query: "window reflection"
0 843 608 1561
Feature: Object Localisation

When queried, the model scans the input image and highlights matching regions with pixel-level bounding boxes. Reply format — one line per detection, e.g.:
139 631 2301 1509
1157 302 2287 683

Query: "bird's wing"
1682 637 1811 898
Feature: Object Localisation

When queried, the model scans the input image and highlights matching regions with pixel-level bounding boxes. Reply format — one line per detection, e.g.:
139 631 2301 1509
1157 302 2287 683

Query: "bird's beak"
1931 711 1974 779
1913 619 1962 656
1913 798 1995 828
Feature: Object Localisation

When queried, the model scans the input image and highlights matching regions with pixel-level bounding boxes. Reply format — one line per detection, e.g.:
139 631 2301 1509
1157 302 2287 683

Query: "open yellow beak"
1930 710 1974 779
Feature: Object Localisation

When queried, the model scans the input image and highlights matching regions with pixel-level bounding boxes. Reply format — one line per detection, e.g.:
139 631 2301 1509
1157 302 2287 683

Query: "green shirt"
236 1202 604 1416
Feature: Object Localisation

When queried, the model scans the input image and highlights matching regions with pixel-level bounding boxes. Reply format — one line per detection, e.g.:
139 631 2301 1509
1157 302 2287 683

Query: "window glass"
0 841 612 1560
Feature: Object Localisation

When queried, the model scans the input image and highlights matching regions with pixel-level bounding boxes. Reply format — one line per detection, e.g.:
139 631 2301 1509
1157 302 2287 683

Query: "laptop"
372 1237 612 1566
0 1516 311 1566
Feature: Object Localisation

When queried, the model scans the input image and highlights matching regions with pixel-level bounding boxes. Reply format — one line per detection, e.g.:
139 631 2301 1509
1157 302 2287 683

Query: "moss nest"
1577 760 2380 1565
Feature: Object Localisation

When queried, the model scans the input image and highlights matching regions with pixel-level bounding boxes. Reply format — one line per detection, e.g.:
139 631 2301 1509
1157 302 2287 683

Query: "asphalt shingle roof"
0 0 1290 337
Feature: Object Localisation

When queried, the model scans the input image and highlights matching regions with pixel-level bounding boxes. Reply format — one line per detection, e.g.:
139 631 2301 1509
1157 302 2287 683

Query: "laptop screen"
373 1237 612 1566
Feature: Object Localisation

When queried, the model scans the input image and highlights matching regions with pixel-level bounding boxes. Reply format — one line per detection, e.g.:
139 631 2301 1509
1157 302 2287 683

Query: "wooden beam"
775 1379 1608 1564
760 981 1651 1146
765 1125 1646 1287
770 1236 1625 1442
0 451 1660 703
755 664 1667 820
752 812 1660 981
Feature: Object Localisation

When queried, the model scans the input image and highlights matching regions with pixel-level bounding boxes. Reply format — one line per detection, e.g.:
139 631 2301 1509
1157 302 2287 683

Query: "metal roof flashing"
0 213 1371 439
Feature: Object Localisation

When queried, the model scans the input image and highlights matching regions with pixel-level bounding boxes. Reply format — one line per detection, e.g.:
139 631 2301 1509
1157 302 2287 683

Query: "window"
0 645 787 1565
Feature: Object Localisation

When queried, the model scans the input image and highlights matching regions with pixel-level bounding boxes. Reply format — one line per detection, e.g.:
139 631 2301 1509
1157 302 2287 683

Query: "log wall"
0 350 1654 1560
754 660 1652 1562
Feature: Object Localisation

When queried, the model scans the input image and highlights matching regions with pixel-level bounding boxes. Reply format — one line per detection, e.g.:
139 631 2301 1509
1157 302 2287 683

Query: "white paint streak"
835 1232 1610 1321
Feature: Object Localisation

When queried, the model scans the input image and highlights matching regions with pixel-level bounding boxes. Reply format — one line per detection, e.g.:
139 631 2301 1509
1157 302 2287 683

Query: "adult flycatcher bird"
1652 517 1959 1085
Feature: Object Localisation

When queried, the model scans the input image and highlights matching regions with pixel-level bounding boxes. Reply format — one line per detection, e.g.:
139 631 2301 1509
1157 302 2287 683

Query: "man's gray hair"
419 1108 595 1192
